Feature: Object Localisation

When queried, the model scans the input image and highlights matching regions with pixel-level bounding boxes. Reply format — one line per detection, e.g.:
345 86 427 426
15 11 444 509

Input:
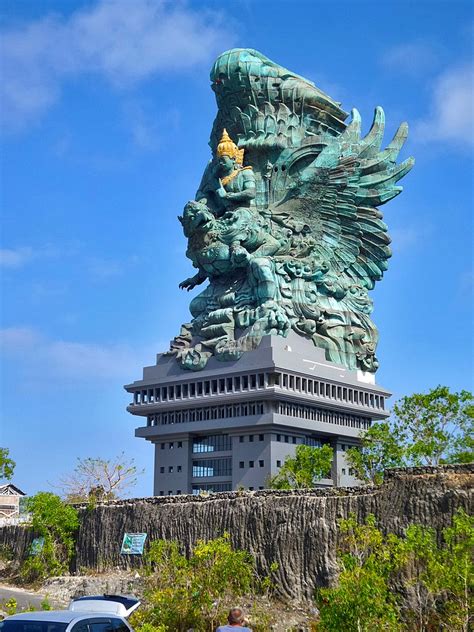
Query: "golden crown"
216 129 244 165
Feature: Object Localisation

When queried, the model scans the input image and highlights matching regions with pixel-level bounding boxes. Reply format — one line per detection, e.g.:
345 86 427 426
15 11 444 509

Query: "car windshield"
0 621 68 632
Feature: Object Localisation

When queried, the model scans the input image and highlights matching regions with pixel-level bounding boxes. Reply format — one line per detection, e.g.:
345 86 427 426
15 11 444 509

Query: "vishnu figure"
180 129 283 307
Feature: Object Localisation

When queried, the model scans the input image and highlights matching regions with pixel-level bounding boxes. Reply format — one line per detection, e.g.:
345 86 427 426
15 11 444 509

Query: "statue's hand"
230 244 250 265
179 277 197 291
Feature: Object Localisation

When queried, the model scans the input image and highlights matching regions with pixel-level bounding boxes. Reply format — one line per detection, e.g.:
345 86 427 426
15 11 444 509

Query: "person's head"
227 607 244 625
216 128 244 174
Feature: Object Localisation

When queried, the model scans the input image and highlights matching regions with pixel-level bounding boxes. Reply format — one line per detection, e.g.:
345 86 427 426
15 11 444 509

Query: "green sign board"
121 532 147 555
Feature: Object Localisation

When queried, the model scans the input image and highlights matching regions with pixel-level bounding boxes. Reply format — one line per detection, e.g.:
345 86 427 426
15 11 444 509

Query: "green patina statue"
169 48 414 372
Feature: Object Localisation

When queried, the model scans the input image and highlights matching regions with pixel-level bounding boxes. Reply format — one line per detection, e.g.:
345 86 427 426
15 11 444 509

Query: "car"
0 595 140 632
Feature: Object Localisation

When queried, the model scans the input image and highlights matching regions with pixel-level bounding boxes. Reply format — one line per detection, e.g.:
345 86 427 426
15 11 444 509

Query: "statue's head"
180 201 215 237
216 129 244 171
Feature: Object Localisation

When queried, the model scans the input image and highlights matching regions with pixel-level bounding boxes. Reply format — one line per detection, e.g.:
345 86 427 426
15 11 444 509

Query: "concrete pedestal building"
125 333 390 495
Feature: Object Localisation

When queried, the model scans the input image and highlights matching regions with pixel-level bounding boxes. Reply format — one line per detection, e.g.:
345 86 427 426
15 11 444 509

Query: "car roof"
4 612 121 623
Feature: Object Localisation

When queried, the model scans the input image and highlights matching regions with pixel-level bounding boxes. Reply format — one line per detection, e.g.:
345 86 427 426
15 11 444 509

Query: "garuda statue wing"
272 107 414 291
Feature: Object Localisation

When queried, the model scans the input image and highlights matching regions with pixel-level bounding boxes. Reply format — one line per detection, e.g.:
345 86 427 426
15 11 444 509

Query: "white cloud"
0 247 35 268
382 42 440 75
0 326 161 383
415 63 474 146
1 0 234 130
0 245 60 268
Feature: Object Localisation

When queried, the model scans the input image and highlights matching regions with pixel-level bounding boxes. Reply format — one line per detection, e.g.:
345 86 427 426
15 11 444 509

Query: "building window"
159 491 164 496
169 442 174 449
249 486 254 491
177 465 182 472
178 441 183 448
342 468 346 475
259 434 264 441
249 461 254 468
168 466 173 473
192 482 232 494
193 434 232 453
192 458 232 478
284 435 289 443
249 435 254 443
277 460 281 468
239 461 244 468
177 490 181 494
160 467 164 473
168 491 172 495
349 468 354 476
259 486 264 490
161 443 165 450
276 434 281 442
259 460 264 467
292 436 297 444
239 436 244 443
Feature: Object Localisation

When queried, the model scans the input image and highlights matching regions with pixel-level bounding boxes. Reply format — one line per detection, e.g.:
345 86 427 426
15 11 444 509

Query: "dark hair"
228 607 244 624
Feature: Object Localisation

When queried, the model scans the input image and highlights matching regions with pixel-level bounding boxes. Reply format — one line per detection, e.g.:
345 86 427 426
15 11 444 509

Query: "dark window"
192 458 232 478
249 435 254 442
168 466 173 473
159 491 164 495
239 436 244 443
259 486 264 490
160 443 165 450
259 434 264 441
160 467 164 473
111 620 129 632
177 490 181 495
168 491 172 495
342 468 346 475
193 434 232 453
276 434 281 442
169 442 174 449
277 460 281 467
178 441 182 448
0 624 69 632
249 461 254 468
88 621 114 632
259 460 264 467
177 465 182 472
239 461 244 468
192 482 232 494
292 436 297 444
284 435 289 443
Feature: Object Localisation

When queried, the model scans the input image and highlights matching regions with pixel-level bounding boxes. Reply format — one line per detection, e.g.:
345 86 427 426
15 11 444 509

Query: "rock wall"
1 465 472 601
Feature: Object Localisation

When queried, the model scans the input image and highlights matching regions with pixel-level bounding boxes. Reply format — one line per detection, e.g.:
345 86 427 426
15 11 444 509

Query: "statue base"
125 332 390 495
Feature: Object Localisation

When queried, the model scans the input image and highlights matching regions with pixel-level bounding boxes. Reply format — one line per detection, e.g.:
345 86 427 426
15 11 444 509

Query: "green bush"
21 492 79 583
316 510 474 632
131 533 275 632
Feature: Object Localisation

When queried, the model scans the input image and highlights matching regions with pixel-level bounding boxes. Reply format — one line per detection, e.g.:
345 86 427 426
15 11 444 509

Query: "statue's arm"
226 171 256 203
179 270 207 291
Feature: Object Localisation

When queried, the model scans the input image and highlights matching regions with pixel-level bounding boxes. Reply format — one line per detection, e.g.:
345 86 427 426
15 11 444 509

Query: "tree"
22 492 79 581
345 422 406 485
392 386 473 466
268 444 333 489
316 514 404 632
0 447 15 480
58 452 144 502
317 510 474 632
402 509 474 632
346 387 473 485
132 533 276 632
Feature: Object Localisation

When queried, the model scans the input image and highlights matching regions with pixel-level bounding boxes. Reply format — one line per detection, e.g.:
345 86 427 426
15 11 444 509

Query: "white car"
0 595 140 632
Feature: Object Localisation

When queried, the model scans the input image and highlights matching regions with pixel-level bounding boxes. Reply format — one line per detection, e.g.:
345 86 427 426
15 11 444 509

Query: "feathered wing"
273 107 414 290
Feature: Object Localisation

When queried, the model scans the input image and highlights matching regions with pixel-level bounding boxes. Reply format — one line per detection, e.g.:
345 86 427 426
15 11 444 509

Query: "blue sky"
1 0 473 497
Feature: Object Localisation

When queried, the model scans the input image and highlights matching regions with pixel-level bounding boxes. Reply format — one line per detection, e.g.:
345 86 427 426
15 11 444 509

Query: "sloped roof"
0 483 26 496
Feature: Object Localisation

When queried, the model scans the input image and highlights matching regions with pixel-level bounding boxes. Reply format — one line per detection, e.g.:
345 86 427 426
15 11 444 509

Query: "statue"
168 48 414 372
